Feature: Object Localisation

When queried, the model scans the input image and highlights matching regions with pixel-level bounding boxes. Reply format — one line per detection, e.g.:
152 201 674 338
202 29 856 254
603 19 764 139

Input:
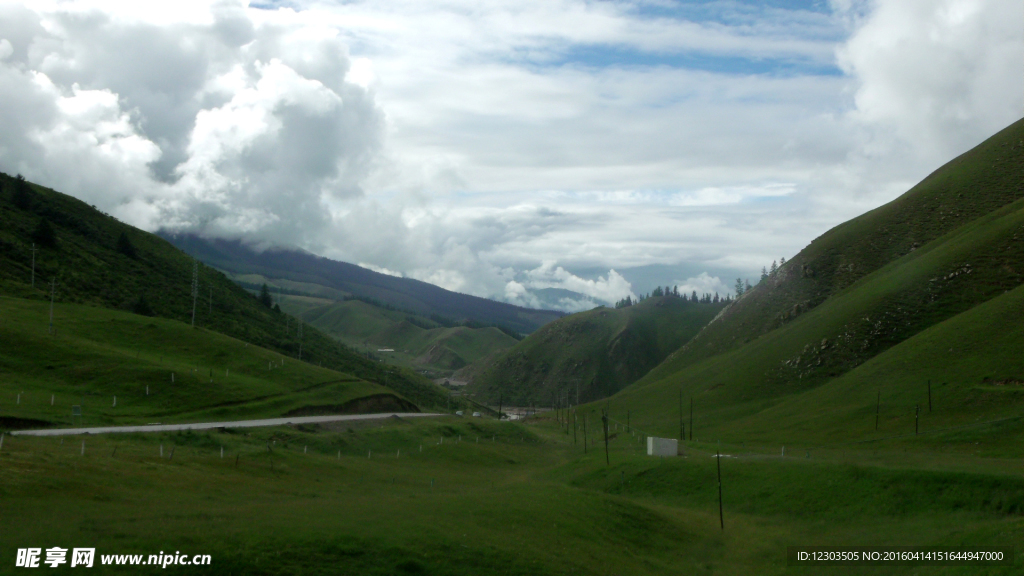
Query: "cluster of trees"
760 257 787 282
735 256 788 298
614 286 732 308
258 283 281 312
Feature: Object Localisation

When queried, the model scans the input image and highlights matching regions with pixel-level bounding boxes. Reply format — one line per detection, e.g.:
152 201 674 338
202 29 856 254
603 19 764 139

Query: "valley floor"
2 415 1021 575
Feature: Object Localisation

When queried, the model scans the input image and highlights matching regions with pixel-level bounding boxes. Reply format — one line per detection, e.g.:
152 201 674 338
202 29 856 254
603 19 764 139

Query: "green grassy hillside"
0 173 451 410
0 296 415 429
295 299 521 375
467 295 727 405
610 281 1024 449
596 119 1024 451
675 118 1024 370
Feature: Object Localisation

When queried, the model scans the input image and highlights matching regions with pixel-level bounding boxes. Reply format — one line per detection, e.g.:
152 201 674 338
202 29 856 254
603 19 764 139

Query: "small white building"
646 436 680 457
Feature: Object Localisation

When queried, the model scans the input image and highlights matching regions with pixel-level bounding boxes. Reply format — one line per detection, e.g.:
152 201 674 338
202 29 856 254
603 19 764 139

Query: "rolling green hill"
598 118 1024 446
466 295 727 405
296 299 521 374
0 295 411 429
671 118 1024 372
0 173 453 412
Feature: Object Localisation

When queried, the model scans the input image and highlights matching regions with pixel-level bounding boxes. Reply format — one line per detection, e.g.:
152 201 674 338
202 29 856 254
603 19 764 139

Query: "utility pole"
601 410 610 466
875 390 881 431
583 413 588 454
717 451 724 530
190 259 198 327
565 391 570 435
679 389 683 440
30 243 37 288
48 278 57 335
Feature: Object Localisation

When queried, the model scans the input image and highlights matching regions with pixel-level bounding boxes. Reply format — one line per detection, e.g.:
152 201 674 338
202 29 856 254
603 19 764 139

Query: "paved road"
9 413 444 437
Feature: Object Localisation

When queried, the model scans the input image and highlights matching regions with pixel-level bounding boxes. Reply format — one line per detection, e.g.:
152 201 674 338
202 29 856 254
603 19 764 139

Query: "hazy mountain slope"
467 295 727 405
297 300 519 373
0 173 450 410
159 233 564 335
673 118 1024 369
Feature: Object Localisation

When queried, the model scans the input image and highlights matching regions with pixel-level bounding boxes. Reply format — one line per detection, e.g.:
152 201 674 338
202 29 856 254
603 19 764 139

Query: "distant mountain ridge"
158 233 564 335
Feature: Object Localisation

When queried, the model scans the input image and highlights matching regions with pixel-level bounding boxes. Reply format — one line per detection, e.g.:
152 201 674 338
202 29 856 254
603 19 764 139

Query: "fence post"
717 451 724 530
602 411 609 466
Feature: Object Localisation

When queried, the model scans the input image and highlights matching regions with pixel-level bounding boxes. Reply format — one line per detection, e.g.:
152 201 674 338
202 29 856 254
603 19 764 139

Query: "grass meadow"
1 414 1021 575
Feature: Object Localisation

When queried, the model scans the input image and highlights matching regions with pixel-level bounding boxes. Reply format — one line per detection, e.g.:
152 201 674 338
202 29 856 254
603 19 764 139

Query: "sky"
0 0 1021 312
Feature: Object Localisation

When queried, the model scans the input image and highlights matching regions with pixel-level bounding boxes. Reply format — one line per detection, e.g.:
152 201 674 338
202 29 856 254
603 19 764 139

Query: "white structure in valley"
647 437 680 457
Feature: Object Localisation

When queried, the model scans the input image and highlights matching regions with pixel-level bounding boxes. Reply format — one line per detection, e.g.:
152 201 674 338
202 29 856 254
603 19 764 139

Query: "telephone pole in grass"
875 390 881 431
190 259 199 327
48 278 57 335
717 450 724 530
583 412 588 454
679 389 684 441
601 410 610 466
573 409 578 445
565 392 571 435
30 243 37 288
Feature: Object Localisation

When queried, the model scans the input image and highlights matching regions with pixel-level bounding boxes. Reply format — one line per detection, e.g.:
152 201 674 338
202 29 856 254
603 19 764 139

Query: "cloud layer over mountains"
0 0 1020 311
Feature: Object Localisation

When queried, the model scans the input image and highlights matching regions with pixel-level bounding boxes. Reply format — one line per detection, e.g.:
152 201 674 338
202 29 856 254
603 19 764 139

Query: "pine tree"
760 266 768 282
12 174 33 210
779 256 786 266
691 290 698 302
770 260 778 276
259 283 273 308
744 279 752 292
735 277 744 297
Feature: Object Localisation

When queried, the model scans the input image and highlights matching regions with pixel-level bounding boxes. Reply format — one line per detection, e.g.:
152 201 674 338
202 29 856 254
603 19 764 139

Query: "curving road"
9 412 444 437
